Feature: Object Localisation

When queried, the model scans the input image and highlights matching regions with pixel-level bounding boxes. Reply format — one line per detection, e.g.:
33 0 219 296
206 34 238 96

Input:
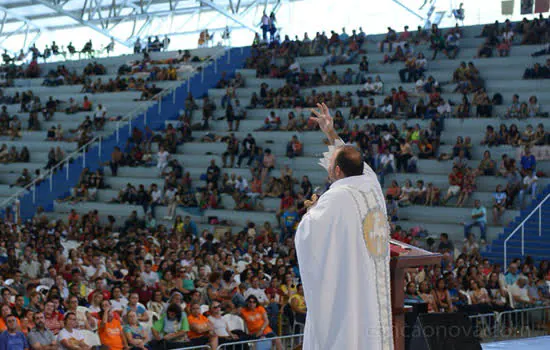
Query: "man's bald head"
330 145 363 181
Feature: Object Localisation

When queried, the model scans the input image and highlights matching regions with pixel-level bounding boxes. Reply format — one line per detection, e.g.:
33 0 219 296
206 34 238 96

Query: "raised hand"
309 103 334 134
310 103 339 145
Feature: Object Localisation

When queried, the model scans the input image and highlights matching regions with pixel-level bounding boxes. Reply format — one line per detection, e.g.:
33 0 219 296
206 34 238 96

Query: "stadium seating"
3 24 549 265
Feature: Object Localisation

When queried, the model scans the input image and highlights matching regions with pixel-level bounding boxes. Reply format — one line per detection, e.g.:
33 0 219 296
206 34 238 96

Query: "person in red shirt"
81 96 92 111
442 166 464 204
43 301 64 335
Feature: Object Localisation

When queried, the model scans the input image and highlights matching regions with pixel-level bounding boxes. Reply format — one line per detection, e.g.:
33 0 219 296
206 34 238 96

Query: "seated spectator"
187 303 218 349
519 169 538 209
505 94 521 118
57 312 91 349
98 301 127 350
442 166 463 205
28 312 57 349
260 111 281 131
520 147 536 175
425 182 440 206
151 303 190 349
240 296 282 350
476 38 493 58
478 150 495 176
492 184 507 225
286 135 303 158
380 27 397 53
207 301 245 343
418 281 438 313
456 167 476 207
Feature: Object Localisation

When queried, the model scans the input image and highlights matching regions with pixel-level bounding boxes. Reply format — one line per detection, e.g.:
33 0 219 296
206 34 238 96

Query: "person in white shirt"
519 169 538 208
157 145 170 171
207 301 240 340
234 176 249 193
243 276 269 305
376 148 394 187
84 255 106 282
140 260 159 288
437 99 452 117
373 75 384 94
57 312 91 350
145 184 162 218
361 77 376 95
110 286 128 313
508 276 536 308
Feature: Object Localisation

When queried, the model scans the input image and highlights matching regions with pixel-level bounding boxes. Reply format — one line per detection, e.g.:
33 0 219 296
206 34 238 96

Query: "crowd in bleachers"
1 13 550 349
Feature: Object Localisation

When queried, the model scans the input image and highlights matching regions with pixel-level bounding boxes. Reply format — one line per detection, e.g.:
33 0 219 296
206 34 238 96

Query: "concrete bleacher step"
386 173 550 194
395 221 503 243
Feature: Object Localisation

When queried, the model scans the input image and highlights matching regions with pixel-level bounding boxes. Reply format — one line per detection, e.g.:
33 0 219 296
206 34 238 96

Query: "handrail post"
144 110 148 125
158 98 162 114
98 136 102 158
214 58 218 74
116 122 120 143
65 160 69 180
172 90 176 104
539 206 542 237
32 184 36 204
49 173 53 192
521 224 525 256
201 68 204 83
129 119 132 134
82 149 86 168
187 78 190 92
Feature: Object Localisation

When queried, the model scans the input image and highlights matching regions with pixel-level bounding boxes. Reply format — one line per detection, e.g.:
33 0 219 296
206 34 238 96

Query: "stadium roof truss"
0 0 295 51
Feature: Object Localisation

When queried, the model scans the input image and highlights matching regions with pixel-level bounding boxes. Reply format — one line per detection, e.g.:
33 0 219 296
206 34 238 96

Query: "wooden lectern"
390 240 442 350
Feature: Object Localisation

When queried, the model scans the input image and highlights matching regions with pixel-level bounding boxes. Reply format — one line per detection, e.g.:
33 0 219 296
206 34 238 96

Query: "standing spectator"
222 133 239 168
463 200 487 241
505 162 522 209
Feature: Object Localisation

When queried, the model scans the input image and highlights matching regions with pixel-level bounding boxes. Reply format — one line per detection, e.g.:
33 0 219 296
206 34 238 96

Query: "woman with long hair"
432 278 455 312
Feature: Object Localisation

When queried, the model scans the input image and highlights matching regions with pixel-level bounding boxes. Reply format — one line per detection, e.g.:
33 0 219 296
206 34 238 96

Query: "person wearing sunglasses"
240 296 282 350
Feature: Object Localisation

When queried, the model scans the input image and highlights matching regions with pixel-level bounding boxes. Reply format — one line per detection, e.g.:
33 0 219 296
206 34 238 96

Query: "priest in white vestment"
295 103 393 350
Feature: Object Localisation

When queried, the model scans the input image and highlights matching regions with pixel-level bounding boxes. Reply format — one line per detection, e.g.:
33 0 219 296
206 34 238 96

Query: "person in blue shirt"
0 315 29 350
464 200 487 240
183 215 198 237
520 148 536 174
281 205 299 242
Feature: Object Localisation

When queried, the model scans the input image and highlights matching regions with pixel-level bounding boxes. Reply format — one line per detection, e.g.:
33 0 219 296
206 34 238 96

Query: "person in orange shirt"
0 304 20 332
187 303 218 349
98 301 128 350
240 296 282 350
